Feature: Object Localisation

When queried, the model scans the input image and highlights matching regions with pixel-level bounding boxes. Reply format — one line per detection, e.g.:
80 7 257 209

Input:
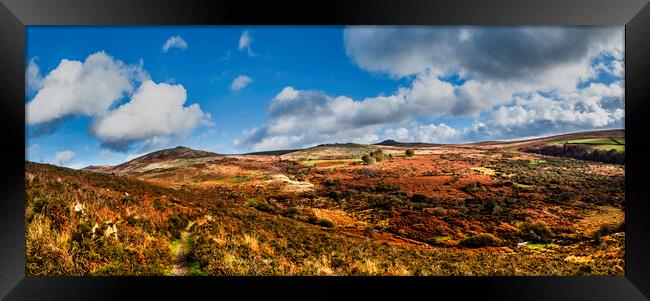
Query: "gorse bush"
364 226 376 238
462 182 482 193
411 194 430 203
370 149 385 162
361 154 376 165
308 217 334 228
521 221 554 243
460 233 502 248
253 202 275 213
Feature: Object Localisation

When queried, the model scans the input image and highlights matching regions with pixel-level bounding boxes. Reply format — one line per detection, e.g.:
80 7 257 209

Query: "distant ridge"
245 149 300 156
81 165 113 172
471 129 625 146
374 139 441 147
77 129 624 168
316 143 365 147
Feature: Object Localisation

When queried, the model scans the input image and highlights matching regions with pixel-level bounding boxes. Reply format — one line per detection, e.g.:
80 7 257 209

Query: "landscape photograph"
25 26 625 276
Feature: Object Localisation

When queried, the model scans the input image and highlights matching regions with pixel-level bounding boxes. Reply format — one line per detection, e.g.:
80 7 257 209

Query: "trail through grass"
170 221 197 276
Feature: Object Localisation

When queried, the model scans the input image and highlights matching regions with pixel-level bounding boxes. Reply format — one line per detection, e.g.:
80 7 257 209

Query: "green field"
550 137 625 151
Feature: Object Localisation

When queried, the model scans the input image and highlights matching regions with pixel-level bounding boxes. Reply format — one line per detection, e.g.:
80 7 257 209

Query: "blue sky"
25 26 624 168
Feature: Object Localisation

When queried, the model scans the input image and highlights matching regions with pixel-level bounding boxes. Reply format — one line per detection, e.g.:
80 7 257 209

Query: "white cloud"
25 51 214 153
611 60 625 77
595 57 625 78
66 163 87 170
236 27 624 151
344 26 622 84
238 31 255 56
26 51 147 125
90 80 212 150
235 78 456 150
230 75 253 92
162 36 188 53
483 81 624 138
53 150 76 166
25 57 43 94
384 123 462 143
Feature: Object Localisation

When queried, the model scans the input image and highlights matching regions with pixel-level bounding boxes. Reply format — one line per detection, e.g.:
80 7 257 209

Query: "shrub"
374 183 400 192
364 226 376 238
482 200 496 213
361 154 376 165
592 222 625 245
405 149 415 157
370 195 404 210
461 233 502 248
462 182 482 193
370 149 385 162
121 196 139 204
323 178 341 186
152 199 165 212
284 207 302 218
424 207 447 216
422 171 440 176
411 194 430 203
521 221 554 243
314 218 335 228
502 152 515 158
253 202 275 213
328 190 344 202
168 213 189 238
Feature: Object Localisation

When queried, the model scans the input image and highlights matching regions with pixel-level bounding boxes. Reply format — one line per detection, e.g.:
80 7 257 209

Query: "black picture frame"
1 0 649 300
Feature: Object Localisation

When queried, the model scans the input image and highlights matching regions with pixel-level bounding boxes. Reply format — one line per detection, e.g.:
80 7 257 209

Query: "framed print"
1 0 650 300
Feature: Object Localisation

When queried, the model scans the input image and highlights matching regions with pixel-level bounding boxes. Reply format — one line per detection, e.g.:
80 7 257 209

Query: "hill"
26 129 626 276
117 146 221 166
374 139 441 147
93 146 224 177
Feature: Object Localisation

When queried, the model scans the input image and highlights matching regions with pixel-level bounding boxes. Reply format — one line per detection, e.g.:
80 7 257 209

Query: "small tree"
405 149 415 157
371 149 385 162
361 154 376 165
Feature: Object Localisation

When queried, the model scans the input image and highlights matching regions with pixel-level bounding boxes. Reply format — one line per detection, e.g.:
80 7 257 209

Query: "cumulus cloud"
234 79 453 151
26 51 147 125
90 80 212 151
384 123 462 143
483 81 624 138
230 75 253 92
26 51 212 152
162 36 188 53
344 26 621 83
234 70 519 151
235 27 624 151
593 55 625 78
238 31 255 56
53 150 75 166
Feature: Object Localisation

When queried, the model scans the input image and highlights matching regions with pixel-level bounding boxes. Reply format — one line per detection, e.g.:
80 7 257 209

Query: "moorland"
25 129 625 276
